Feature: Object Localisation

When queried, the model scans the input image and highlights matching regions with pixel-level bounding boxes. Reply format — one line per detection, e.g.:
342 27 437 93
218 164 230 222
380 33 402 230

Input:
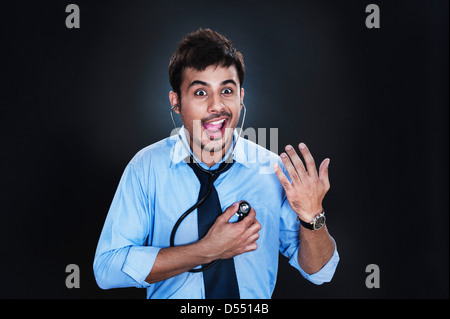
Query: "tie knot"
187 158 234 185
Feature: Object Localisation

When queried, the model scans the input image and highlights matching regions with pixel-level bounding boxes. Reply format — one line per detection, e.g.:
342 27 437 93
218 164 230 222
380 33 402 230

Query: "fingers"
298 143 317 177
273 162 292 192
246 219 261 237
244 242 258 252
277 143 319 182
280 152 301 184
276 142 331 192
241 208 257 227
280 143 318 179
284 145 307 181
238 208 260 239
243 217 261 252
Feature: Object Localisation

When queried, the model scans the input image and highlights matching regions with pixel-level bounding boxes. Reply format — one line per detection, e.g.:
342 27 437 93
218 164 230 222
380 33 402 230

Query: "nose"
206 92 226 114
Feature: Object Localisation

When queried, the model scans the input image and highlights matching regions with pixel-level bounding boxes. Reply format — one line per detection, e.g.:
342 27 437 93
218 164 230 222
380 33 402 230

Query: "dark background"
0 0 448 298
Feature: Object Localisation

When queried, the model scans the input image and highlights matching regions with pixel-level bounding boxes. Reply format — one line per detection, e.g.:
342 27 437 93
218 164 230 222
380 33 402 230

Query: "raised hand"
273 143 330 223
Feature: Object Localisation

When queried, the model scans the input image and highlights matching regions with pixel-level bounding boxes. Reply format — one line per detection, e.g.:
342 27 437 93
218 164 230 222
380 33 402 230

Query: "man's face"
171 65 244 158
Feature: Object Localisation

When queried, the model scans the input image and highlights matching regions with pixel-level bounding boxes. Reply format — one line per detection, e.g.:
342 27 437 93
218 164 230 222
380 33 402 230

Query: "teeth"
209 119 225 125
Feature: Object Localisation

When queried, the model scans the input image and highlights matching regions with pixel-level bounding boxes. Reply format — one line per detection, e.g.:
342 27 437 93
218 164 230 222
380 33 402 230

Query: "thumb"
319 158 331 188
218 202 240 223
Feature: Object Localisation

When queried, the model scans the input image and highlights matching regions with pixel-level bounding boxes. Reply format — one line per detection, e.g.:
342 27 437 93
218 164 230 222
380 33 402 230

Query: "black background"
0 0 448 298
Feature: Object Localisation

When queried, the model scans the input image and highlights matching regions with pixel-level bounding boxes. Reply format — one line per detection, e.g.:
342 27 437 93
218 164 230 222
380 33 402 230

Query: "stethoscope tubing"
170 172 220 273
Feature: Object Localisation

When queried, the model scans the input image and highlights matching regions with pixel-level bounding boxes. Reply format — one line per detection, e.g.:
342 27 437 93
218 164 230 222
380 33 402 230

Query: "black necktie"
187 160 240 299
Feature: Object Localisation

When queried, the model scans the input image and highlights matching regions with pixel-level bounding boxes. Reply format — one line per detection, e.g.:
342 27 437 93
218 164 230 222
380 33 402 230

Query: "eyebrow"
222 79 237 87
188 79 237 88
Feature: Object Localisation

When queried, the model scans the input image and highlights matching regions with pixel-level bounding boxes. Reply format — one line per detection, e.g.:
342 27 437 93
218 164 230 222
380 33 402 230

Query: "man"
93 28 339 299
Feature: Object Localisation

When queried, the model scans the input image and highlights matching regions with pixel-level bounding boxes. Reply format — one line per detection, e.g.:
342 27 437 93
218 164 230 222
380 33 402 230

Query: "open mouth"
202 117 228 140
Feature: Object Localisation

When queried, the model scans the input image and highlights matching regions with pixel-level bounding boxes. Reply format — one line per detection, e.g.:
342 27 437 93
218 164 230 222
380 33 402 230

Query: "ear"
240 88 245 108
169 91 180 114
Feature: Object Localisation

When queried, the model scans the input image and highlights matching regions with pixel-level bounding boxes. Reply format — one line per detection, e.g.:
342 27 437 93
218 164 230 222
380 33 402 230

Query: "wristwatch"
298 210 326 231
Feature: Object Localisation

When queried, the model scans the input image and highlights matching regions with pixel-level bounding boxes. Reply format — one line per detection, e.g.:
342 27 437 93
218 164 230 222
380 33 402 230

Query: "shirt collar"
170 126 249 169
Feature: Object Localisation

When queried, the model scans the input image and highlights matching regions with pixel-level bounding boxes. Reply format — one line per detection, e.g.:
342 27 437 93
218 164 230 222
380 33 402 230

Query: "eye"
221 88 233 94
195 89 207 97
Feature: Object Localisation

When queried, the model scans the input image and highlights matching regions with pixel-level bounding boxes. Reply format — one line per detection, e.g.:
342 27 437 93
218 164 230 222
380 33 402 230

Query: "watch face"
314 216 326 230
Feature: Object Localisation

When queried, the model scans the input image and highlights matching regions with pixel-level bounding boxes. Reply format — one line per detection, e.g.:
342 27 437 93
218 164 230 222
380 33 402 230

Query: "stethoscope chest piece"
236 201 251 222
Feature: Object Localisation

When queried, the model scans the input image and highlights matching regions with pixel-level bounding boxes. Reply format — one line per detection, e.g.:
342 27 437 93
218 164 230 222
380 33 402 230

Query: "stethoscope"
169 102 251 272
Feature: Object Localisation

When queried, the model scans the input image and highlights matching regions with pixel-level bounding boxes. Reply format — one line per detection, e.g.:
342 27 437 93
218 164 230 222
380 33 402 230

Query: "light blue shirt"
93 128 339 298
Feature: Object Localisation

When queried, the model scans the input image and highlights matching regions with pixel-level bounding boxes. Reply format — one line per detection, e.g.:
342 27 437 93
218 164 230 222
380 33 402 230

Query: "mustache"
201 111 232 124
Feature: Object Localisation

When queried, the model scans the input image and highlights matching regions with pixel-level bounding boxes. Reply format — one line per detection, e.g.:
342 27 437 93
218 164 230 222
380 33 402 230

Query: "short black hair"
168 28 245 99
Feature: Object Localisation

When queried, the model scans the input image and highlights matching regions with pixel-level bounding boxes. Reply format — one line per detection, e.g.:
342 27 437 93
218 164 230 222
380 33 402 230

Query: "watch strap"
299 218 314 230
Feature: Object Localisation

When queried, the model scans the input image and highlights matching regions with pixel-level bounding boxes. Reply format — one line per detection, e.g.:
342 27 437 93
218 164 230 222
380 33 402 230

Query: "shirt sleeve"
286 237 340 285
93 155 160 289
277 163 340 285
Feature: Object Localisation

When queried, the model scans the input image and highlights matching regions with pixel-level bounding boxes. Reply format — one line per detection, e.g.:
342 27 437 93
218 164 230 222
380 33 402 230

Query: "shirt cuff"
122 246 161 288
289 238 340 285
